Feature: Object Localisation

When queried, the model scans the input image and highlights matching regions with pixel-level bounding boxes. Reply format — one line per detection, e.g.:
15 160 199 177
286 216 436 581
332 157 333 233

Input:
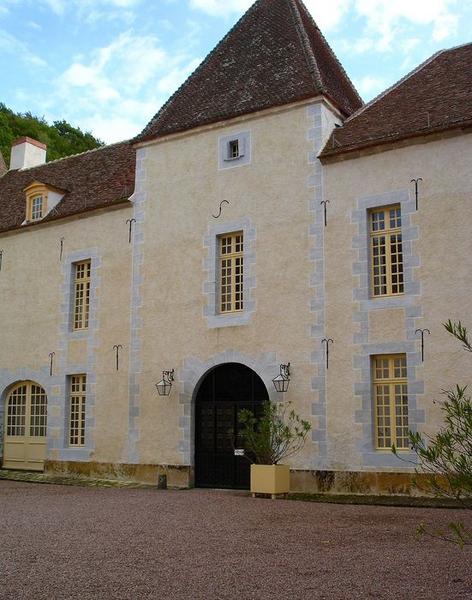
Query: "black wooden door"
195 363 268 489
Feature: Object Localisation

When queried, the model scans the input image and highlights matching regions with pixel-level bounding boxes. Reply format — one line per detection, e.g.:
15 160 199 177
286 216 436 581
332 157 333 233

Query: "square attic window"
228 139 240 159
219 131 250 170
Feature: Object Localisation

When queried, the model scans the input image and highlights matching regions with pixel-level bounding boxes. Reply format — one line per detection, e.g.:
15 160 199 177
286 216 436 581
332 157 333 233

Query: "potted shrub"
238 401 311 498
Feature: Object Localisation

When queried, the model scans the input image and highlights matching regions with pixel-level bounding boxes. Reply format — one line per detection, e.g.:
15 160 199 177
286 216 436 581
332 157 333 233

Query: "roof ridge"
136 0 363 141
136 0 264 142
288 0 323 91
441 40 472 53
14 139 131 172
294 0 363 107
344 49 446 124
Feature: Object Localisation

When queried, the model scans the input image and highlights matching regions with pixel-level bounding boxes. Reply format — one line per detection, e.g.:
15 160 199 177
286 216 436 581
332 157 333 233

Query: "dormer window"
30 195 44 221
23 180 65 225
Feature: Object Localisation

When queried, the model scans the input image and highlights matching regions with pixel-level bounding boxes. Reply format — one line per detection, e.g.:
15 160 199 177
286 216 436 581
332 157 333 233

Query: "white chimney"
10 136 47 170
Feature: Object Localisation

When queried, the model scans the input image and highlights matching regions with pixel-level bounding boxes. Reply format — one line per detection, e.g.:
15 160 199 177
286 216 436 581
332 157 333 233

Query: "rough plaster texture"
178 349 280 464
0 206 133 466
1 104 470 483
127 147 147 464
307 103 341 469
51 248 102 462
218 130 251 170
134 103 318 469
203 217 256 328
350 189 425 468
324 133 472 471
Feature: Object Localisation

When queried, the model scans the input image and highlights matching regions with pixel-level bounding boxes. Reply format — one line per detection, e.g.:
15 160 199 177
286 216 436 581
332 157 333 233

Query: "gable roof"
320 42 472 161
0 141 135 234
0 153 6 177
136 0 362 143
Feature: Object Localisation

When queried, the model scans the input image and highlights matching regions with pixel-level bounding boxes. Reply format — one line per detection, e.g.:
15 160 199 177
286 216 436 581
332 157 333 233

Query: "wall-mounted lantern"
272 363 291 393
155 369 175 397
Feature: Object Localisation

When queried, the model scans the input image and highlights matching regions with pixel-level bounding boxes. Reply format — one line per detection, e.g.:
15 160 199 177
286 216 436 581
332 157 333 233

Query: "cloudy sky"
1 0 471 143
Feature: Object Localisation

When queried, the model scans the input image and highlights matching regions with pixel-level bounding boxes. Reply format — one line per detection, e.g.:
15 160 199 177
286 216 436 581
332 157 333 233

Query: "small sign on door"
234 448 245 456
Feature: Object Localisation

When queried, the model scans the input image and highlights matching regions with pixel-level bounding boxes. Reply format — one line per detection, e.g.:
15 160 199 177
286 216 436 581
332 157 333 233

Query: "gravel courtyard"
0 481 471 600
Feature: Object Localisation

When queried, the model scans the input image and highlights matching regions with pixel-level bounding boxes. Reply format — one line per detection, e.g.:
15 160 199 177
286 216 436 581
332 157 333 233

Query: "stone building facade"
0 0 471 494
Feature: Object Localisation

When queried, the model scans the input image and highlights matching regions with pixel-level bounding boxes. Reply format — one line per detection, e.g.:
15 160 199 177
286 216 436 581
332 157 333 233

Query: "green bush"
394 320 472 547
238 400 311 465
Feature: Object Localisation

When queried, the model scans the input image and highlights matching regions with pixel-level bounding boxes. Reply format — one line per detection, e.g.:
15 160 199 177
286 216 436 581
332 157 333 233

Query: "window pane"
373 355 408 450
219 232 243 313
370 205 403 297
7 385 27 436
73 261 91 330
30 385 47 437
70 375 86 446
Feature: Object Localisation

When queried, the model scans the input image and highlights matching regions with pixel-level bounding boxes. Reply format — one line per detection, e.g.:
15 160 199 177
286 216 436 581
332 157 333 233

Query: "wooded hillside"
0 103 104 168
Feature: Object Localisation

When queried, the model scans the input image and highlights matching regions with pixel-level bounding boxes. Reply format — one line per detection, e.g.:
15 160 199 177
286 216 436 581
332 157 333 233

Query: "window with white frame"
30 195 44 221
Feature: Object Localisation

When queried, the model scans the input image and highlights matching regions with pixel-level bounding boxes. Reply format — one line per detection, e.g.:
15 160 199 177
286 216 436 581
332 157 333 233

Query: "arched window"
4 381 48 471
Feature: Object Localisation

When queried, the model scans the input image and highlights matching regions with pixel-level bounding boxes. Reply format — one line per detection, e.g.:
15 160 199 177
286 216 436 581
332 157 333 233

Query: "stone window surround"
351 189 425 468
53 248 101 461
203 217 256 329
177 350 281 465
218 130 251 170
0 368 54 462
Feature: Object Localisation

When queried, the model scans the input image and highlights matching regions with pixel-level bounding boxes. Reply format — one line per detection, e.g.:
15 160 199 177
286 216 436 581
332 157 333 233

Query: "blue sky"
1 0 471 143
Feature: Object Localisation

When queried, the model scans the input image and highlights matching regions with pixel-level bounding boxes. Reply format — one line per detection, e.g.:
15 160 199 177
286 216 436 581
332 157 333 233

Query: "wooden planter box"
250 464 290 498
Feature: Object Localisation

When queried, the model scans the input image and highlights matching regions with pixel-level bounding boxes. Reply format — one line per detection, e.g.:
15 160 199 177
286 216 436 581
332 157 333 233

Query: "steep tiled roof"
0 141 135 234
136 0 362 143
0 153 6 177
320 43 472 161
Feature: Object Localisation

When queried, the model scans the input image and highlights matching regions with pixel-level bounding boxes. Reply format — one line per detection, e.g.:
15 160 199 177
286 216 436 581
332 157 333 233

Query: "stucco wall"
0 206 133 464
322 132 472 471
130 101 336 469
2 106 469 483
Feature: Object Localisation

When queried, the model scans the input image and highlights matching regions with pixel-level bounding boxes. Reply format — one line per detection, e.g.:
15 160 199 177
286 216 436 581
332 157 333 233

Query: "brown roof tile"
135 0 362 143
320 43 472 160
0 141 135 234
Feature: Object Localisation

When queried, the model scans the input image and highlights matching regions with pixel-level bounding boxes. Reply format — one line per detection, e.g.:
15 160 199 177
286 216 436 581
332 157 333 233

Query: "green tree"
0 103 103 168
237 400 311 465
395 320 472 547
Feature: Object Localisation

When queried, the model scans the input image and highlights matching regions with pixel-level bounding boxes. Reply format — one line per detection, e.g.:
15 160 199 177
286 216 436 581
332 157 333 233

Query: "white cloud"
42 0 66 15
189 0 462 45
355 74 387 97
305 0 351 31
354 0 459 50
27 21 43 30
189 0 351 28
432 13 458 41
0 29 47 67
189 0 252 17
55 31 202 142
36 0 143 18
157 57 202 94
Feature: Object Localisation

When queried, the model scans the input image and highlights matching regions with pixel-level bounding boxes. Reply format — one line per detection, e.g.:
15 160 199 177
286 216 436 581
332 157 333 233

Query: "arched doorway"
3 381 48 471
195 363 269 489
